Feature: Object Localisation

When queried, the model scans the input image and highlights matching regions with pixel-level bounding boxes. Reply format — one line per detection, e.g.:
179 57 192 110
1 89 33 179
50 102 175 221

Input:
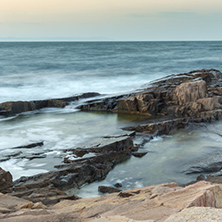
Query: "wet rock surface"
2 69 222 220
0 92 100 116
3 136 133 205
77 69 222 122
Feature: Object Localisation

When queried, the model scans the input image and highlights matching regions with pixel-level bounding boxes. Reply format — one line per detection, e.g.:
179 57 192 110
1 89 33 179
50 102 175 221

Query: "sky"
1 0 222 41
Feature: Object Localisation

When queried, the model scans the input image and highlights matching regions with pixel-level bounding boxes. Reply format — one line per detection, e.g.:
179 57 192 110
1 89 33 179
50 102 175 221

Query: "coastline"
1 68 222 220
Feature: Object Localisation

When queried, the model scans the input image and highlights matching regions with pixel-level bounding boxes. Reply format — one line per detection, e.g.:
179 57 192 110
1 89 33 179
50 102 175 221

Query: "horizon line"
0 39 222 43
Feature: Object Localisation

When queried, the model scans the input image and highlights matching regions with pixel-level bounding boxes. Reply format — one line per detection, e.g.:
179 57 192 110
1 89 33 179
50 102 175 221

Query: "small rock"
118 192 133 198
32 202 47 209
132 152 148 158
98 186 122 194
114 183 122 188
197 174 205 181
16 202 34 210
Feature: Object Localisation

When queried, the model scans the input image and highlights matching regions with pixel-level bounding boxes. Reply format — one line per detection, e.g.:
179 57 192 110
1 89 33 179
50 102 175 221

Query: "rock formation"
0 92 100 116
1 181 222 221
78 69 222 123
2 69 222 221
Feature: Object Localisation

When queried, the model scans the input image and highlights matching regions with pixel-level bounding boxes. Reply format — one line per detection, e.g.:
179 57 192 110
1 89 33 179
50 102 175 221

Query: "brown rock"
0 168 13 191
117 97 139 114
165 207 222 222
0 99 66 116
174 80 207 105
197 96 222 111
123 118 189 135
48 181 222 221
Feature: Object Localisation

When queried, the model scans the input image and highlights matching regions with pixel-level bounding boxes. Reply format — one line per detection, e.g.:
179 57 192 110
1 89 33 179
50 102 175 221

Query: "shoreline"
1 68 222 220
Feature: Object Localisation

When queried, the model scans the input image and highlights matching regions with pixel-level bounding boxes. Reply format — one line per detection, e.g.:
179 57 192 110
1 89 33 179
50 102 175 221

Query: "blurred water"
1 41 222 195
72 122 222 198
1 41 222 102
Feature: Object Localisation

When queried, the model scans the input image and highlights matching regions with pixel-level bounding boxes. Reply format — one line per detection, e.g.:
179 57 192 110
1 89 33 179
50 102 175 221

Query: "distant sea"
1 41 222 103
1 41 222 197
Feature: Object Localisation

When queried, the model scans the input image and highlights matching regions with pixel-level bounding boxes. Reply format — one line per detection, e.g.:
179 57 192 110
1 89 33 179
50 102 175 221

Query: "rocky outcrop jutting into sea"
1 69 222 221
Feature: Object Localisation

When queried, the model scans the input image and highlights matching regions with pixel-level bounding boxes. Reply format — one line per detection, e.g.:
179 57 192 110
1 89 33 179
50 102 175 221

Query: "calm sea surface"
1 41 222 197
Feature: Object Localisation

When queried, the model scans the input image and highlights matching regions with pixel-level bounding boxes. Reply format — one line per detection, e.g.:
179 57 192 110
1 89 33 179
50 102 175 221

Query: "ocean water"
1 41 222 196
1 41 222 103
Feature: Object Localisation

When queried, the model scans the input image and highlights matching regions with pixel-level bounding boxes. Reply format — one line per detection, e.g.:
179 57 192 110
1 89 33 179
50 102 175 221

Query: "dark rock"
64 148 89 158
0 100 66 116
118 192 133 198
74 69 222 125
98 186 122 194
123 118 189 135
77 94 128 112
103 131 136 138
11 142 44 149
22 154 47 161
184 152 222 175
4 151 22 158
197 174 205 181
9 136 133 202
114 183 122 188
132 152 148 158
0 92 101 117
0 167 13 191
0 157 10 163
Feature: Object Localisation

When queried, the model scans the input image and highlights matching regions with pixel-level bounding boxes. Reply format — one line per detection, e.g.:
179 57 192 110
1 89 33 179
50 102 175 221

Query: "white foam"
0 159 48 181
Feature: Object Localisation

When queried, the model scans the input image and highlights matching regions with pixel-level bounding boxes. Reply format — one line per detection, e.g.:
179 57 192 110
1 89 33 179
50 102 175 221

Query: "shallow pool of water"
71 122 222 198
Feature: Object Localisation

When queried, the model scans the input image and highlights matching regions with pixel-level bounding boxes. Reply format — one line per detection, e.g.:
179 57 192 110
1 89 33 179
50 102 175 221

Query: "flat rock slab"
1 181 222 221
165 207 222 222
49 181 222 221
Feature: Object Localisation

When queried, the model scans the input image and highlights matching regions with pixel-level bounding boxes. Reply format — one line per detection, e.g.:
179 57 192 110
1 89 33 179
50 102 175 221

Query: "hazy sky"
1 0 222 41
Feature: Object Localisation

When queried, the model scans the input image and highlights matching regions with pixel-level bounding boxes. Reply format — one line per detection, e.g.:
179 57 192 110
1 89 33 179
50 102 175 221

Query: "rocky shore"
1 69 222 221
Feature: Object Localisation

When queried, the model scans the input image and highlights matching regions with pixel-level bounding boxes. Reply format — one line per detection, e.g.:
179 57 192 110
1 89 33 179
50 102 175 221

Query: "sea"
1 41 222 197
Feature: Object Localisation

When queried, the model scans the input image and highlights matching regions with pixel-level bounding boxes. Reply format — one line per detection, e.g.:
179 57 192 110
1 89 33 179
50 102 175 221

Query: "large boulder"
174 80 207 105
